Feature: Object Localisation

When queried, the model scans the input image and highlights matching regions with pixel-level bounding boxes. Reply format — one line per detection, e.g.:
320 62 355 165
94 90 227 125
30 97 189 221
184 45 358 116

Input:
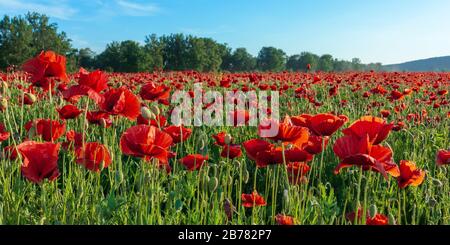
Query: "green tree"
0 12 71 70
227 48 256 72
256 46 286 71
77 48 95 69
96 40 150 72
286 54 302 71
297 52 319 71
318 54 334 72
144 34 165 71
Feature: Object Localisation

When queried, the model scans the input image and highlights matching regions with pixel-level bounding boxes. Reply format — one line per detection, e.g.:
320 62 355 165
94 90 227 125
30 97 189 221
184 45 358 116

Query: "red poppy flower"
392 121 405 131
366 214 389 225
164 125 192 144
78 69 108 93
436 149 450 166
3 145 19 160
0 123 10 141
57 104 82 120
241 191 266 208
333 134 399 179
87 111 112 128
137 114 167 127
342 116 393 145
139 82 170 104
290 114 312 128
380 110 390 118
100 87 140 120
346 208 368 224
221 144 242 159
213 132 231 146
275 214 295 225
62 130 83 150
397 160 425 189
389 90 405 101
180 154 208 171
243 139 273 166
17 141 60 183
259 117 310 143
120 125 173 164
304 135 329 155
25 119 66 142
22 51 68 90
76 142 112 172
287 162 310 185
306 113 348 136
243 139 312 168
62 69 107 104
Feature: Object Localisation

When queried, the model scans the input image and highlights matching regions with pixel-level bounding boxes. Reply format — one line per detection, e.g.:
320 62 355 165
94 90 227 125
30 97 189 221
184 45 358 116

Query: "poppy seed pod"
369 204 377 217
388 213 396 225
209 177 218 192
140 106 155 120
224 134 232 145
149 104 160 115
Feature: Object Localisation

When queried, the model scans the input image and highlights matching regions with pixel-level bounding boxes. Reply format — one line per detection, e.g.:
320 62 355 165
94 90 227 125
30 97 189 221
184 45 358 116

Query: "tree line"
0 12 383 73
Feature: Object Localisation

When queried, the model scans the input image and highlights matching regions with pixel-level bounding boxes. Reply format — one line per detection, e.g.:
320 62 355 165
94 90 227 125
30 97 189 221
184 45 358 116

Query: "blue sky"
1 0 450 64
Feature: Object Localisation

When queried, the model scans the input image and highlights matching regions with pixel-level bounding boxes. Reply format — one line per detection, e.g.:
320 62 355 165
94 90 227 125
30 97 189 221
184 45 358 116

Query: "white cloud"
116 0 159 16
0 0 77 20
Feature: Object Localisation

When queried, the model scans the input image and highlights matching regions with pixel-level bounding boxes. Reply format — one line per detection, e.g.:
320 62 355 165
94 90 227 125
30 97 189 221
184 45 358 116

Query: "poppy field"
0 51 449 225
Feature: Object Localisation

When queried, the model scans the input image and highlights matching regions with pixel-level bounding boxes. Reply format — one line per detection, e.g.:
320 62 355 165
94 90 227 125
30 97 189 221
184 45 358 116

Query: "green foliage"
256 46 287 72
0 12 72 70
286 52 319 71
96 40 150 72
0 13 384 73
224 48 256 72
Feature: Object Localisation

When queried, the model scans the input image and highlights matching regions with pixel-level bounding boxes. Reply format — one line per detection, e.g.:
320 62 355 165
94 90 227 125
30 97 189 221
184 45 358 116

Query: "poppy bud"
28 124 36 138
243 169 249 184
1 81 8 93
0 97 8 110
25 92 37 103
141 106 155 120
209 177 218 192
199 138 206 151
115 170 124 185
224 134 232 145
202 175 210 187
224 198 235 221
149 104 160 115
432 178 443 188
283 189 289 205
100 118 108 128
369 204 377 217
233 159 241 168
388 213 396 225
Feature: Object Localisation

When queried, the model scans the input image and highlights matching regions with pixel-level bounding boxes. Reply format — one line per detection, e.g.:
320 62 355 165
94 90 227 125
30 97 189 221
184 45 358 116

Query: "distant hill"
383 56 450 72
